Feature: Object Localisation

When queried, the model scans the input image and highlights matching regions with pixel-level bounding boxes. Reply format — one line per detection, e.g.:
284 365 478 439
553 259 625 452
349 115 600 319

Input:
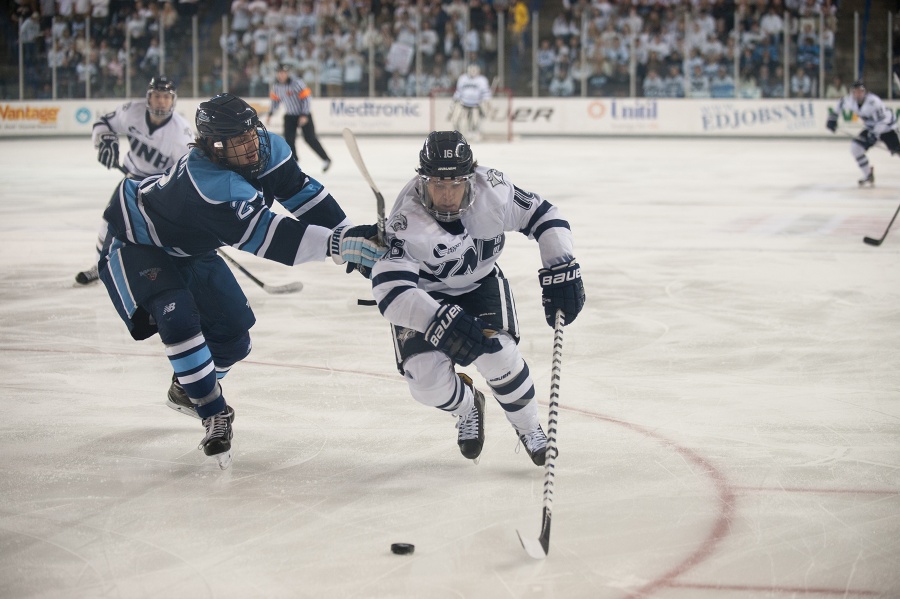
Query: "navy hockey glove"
539 260 586 327
346 261 372 279
97 132 119 169
863 129 879 146
826 116 837 133
330 224 386 271
425 304 502 366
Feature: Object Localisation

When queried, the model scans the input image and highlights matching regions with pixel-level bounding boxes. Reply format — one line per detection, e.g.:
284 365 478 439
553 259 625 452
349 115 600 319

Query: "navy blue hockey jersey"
103 132 348 265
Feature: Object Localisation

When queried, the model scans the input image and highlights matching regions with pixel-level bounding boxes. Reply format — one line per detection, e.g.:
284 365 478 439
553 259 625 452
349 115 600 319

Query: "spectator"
642 68 667 97
710 65 735 98
825 74 847 99
687 63 710 97
549 64 575 97
663 64 685 98
790 66 812 98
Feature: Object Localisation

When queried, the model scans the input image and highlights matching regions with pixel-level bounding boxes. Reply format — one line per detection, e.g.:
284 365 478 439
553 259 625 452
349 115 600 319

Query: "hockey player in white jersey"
371 131 585 466
826 80 900 187
75 76 194 284
451 65 492 141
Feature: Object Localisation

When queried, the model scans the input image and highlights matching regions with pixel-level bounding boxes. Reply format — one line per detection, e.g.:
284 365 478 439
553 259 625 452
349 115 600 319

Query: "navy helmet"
196 93 270 179
416 131 477 222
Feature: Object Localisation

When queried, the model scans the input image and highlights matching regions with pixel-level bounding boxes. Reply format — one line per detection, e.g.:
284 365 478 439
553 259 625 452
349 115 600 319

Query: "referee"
266 64 331 172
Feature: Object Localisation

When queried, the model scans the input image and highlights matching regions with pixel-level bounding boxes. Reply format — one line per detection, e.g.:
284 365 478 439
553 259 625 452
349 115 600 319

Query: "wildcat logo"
486 169 505 187
140 267 163 281
390 213 408 232
397 326 417 347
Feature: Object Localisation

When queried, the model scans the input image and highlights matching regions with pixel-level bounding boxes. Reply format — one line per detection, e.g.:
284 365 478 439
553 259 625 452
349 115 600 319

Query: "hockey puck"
357 298 377 306
390 543 415 555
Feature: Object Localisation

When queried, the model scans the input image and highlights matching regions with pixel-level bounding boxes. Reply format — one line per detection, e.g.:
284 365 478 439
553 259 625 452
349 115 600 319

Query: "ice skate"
456 373 485 461
199 407 234 470
517 425 549 466
858 168 875 187
75 264 99 285
167 375 235 423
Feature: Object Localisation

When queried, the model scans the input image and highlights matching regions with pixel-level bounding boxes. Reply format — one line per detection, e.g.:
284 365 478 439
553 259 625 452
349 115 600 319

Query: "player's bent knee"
146 289 200 345
403 352 459 410
206 332 252 370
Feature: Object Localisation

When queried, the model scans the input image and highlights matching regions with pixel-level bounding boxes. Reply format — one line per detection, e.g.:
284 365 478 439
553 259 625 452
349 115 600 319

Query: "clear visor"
147 90 176 118
419 174 475 222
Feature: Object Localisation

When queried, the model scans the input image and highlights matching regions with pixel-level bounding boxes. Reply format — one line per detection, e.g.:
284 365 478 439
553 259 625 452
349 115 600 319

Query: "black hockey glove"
539 260 586 327
863 129 879 146
826 116 837 133
97 132 119 169
329 224 385 271
425 304 502 366
346 262 372 278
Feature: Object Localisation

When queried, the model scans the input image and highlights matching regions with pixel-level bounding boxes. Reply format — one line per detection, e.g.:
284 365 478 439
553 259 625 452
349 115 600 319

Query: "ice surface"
0 135 898 598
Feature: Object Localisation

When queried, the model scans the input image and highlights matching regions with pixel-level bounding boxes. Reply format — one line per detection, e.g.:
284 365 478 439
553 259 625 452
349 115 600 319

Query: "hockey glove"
330 224 386 271
539 260 586 327
425 304 502 367
826 116 837 133
97 132 120 169
863 129 879 146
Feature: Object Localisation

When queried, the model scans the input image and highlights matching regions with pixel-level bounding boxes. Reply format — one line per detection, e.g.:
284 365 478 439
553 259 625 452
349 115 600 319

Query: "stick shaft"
865 202 900 245
342 128 386 243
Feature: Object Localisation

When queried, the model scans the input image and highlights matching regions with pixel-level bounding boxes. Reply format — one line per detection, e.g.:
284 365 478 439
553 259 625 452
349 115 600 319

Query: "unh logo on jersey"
139 267 163 281
390 213 408 232
486 169 505 187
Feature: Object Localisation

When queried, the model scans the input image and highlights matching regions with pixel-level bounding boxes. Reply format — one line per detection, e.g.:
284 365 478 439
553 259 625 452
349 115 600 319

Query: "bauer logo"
701 102 815 132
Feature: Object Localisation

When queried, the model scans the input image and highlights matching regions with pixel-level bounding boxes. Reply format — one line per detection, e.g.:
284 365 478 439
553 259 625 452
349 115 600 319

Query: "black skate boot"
75 264 99 285
456 373 485 461
168 375 235 423
199 407 234 470
517 425 549 466
859 168 875 187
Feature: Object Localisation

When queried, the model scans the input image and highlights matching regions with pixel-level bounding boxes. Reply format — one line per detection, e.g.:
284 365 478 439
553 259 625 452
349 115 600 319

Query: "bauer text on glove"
424 304 502 367
539 260 586 327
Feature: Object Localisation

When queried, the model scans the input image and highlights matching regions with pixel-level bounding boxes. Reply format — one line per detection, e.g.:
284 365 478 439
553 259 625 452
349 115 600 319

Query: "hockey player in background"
826 80 900 187
97 93 385 469
371 131 585 466
450 64 492 141
75 76 194 285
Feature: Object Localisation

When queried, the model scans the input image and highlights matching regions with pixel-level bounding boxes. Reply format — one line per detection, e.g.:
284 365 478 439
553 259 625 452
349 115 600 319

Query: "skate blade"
214 450 233 470
166 401 201 419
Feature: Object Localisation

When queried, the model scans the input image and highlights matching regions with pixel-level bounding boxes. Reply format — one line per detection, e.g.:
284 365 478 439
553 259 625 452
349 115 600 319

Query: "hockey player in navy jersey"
370 131 585 466
97 93 385 469
826 80 900 187
76 76 194 285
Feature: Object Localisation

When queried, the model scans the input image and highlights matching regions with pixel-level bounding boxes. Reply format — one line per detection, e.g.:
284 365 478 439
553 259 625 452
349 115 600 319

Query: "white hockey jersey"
833 92 898 135
453 74 492 108
371 166 575 333
92 101 194 178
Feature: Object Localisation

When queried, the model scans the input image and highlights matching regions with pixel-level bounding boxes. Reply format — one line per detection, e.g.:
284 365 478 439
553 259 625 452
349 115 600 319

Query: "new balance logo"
162 302 176 315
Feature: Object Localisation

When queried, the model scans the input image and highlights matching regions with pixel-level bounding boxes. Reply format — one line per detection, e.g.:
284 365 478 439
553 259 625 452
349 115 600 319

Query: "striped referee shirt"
269 77 312 116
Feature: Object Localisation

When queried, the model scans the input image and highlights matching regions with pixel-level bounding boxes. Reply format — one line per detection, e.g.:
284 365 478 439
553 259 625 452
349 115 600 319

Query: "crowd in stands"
3 0 843 101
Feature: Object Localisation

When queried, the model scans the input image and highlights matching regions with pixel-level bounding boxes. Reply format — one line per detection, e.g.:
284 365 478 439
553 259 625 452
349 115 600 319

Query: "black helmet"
196 93 270 179
416 131 477 222
147 76 176 118
417 130 474 179
852 79 866 91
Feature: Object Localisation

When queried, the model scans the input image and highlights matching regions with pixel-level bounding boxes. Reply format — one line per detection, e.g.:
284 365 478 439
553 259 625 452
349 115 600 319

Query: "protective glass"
419 173 475 222
147 90 176 118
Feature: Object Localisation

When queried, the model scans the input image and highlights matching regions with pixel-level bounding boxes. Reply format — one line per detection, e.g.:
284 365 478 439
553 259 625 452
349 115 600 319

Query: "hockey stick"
341 128 386 244
863 202 900 246
217 248 303 294
517 309 565 560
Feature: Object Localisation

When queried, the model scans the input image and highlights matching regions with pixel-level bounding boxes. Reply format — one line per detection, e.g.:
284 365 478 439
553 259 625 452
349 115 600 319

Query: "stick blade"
516 530 548 560
863 236 882 246
262 281 304 294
